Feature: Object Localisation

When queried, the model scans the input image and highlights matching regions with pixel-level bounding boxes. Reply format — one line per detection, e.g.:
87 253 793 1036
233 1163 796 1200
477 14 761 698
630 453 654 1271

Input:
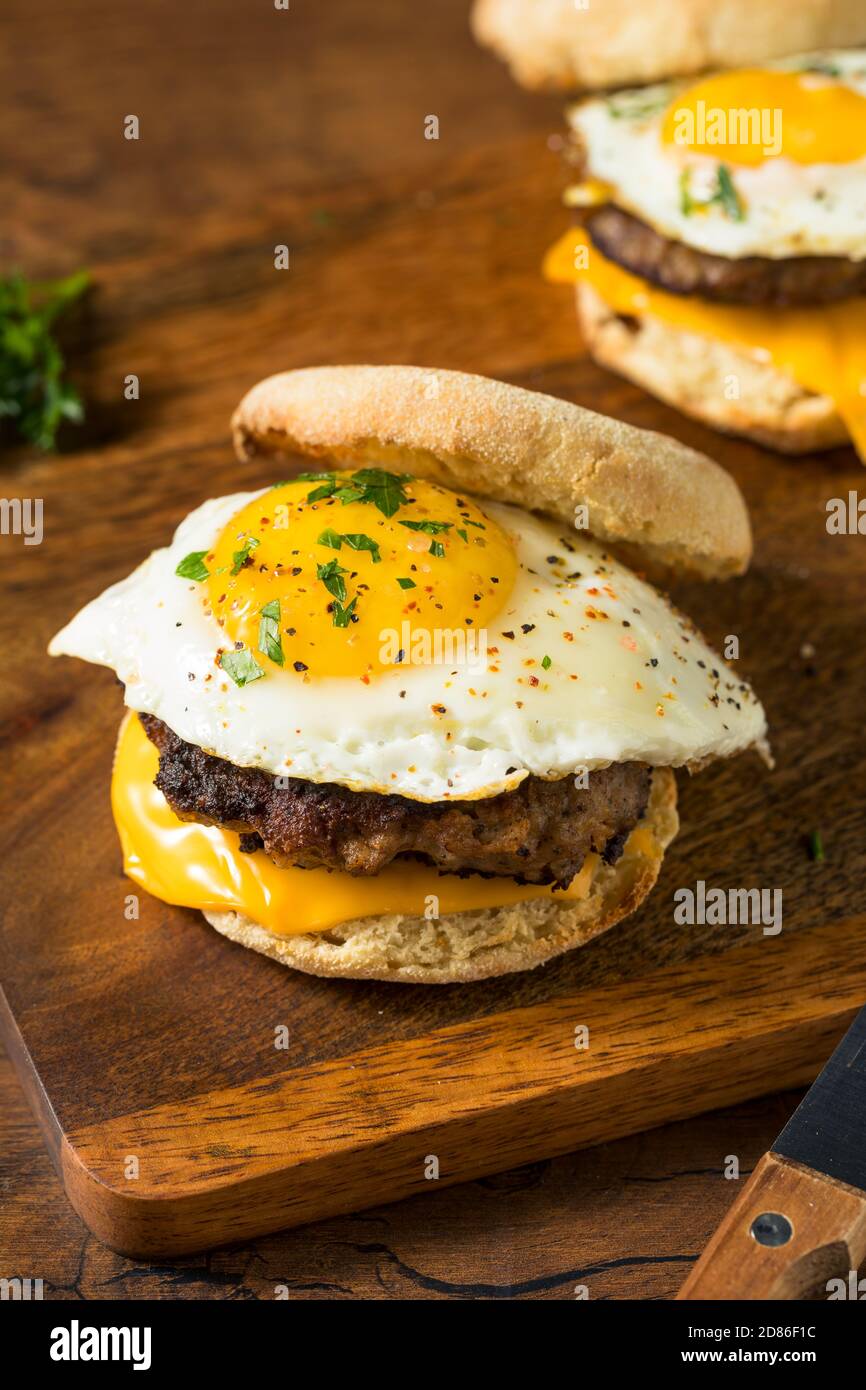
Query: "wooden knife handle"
677 1151 866 1300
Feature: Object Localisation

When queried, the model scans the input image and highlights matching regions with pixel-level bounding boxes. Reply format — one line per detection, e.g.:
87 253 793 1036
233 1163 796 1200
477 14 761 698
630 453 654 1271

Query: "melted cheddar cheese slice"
112 713 600 936
544 227 866 462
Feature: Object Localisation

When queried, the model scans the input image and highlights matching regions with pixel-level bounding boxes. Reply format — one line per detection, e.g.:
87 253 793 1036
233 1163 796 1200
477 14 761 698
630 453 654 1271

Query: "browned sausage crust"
140 714 652 888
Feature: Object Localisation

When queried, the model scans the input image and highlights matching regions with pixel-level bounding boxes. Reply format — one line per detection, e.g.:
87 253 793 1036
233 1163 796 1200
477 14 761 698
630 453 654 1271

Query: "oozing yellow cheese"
111 714 599 936
544 227 866 462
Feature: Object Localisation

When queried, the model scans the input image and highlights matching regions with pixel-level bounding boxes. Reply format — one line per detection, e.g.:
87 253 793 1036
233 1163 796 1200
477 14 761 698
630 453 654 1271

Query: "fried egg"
566 50 866 260
49 473 766 802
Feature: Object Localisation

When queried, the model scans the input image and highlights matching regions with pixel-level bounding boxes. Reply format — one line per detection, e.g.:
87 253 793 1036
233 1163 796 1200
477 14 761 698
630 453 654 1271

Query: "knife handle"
677 1151 866 1300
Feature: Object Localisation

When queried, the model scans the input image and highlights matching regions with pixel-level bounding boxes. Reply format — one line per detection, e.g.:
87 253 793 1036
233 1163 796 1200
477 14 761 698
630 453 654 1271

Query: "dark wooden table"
0 0 840 1298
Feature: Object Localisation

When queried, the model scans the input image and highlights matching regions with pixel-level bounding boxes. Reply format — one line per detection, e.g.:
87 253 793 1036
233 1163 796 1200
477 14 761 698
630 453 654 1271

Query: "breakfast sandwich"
544 50 866 459
472 3 866 459
49 367 767 983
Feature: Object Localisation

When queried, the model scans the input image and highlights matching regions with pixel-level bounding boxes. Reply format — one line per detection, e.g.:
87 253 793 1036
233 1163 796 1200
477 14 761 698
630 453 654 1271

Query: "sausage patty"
140 715 652 888
582 204 866 307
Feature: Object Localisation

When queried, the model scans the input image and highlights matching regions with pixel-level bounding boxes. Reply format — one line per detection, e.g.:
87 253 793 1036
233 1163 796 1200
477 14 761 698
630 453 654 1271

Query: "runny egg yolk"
661 69 866 166
205 474 517 681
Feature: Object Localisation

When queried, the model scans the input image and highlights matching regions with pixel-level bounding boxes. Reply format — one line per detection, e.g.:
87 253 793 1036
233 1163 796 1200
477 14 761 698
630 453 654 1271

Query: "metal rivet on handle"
750 1211 793 1247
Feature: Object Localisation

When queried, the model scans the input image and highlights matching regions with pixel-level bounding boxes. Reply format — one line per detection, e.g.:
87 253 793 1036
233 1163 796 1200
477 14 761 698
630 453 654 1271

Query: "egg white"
49 489 767 802
567 50 866 261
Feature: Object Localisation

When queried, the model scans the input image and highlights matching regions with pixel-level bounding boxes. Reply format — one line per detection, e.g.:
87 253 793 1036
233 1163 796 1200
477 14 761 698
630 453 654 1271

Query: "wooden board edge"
9 919 865 1258
0 983 64 1172
58 1009 848 1258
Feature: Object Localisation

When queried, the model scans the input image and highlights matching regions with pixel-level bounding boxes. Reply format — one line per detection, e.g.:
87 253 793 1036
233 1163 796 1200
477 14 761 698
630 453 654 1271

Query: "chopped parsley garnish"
680 164 745 221
341 532 381 562
304 467 412 518
317 528 380 562
429 539 445 558
715 164 745 221
396 577 416 590
230 535 260 575
808 830 825 863
175 550 210 581
605 89 671 122
332 596 357 628
456 528 468 543
541 654 552 671
317 558 348 602
351 467 412 517
399 519 452 535
220 649 265 687
306 482 339 502
257 599 284 667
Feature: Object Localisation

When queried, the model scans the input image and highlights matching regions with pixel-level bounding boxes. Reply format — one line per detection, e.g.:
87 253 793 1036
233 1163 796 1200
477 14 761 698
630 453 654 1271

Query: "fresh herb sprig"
0 270 89 450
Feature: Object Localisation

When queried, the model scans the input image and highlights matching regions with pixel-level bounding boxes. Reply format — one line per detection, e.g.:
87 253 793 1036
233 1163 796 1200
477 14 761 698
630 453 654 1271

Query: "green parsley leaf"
220 649 265 687
332 596 357 628
429 539 445 558
0 268 90 451
306 482 337 502
399 519 453 535
317 527 343 550
349 467 412 518
230 535 260 575
257 600 284 667
341 532 381 563
456 528 468 543
175 550 210 582
541 654 552 670
715 164 745 222
680 165 745 221
317 558 348 602
396 577 416 590
317 529 381 563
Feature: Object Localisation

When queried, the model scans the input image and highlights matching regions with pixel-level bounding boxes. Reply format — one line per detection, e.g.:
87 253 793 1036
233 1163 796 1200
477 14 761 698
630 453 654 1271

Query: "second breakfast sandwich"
50 367 767 983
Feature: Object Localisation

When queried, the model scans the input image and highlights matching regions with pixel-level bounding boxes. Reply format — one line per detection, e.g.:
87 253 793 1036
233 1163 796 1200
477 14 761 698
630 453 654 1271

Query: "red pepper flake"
528 675 540 687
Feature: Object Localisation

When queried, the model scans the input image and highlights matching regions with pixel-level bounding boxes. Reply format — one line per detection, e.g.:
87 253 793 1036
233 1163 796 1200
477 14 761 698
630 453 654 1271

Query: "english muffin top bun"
232 365 752 579
472 0 866 92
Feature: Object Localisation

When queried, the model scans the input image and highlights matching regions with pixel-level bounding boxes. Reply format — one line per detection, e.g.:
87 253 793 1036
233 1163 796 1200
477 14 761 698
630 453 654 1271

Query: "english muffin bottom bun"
545 51 866 462
472 0 866 92
51 367 767 984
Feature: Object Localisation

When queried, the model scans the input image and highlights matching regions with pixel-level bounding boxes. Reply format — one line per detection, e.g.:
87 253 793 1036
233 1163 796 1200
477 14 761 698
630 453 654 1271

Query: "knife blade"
678 1004 866 1300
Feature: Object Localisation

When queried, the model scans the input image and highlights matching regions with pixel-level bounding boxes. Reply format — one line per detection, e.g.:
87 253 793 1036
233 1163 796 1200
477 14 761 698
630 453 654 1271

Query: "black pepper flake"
521 623 535 634
502 630 515 639
293 660 309 672
291 566 302 576
395 649 405 663
649 658 659 667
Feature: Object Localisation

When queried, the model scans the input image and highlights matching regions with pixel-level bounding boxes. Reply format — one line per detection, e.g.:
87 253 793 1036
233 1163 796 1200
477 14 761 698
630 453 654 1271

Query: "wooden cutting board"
2 0 865 1259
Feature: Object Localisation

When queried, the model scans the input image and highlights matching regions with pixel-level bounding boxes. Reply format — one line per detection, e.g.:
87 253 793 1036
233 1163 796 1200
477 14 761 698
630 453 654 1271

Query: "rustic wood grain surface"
1 0 863 1295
